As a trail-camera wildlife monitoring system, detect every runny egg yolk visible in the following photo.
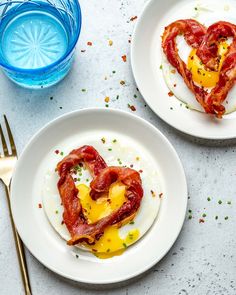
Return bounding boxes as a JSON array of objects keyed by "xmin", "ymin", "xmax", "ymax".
[
  {"xmin": 77, "ymin": 183, "xmax": 140, "ymax": 259},
  {"xmin": 88, "ymin": 226, "xmax": 140, "ymax": 259},
  {"xmin": 187, "ymin": 42, "xmax": 228, "ymax": 88},
  {"xmin": 77, "ymin": 182, "xmax": 126, "ymax": 223}
]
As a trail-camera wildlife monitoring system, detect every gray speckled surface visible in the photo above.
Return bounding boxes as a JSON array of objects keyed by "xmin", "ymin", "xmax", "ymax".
[{"xmin": 0, "ymin": 0, "xmax": 236, "ymax": 294}]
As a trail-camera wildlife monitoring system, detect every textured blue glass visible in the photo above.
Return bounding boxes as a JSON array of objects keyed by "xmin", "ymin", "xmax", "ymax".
[{"xmin": 0, "ymin": 0, "xmax": 81, "ymax": 88}]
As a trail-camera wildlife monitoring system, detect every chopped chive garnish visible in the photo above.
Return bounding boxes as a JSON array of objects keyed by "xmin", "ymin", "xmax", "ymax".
[{"xmin": 117, "ymin": 158, "xmax": 122, "ymax": 164}]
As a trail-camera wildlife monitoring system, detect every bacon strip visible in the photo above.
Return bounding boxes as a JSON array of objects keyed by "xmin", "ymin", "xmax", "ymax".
[
  {"xmin": 162, "ymin": 19, "xmax": 236, "ymax": 118},
  {"xmin": 162, "ymin": 20, "xmax": 210, "ymax": 113},
  {"xmin": 197, "ymin": 22, "xmax": 236, "ymax": 117},
  {"xmin": 57, "ymin": 145, "xmax": 143, "ymax": 246}
]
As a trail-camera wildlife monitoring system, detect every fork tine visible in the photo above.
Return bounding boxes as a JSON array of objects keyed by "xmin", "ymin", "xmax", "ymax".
[
  {"xmin": 0, "ymin": 123, "xmax": 9, "ymax": 156},
  {"xmin": 4, "ymin": 115, "xmax": 17, "ymax": 156}
]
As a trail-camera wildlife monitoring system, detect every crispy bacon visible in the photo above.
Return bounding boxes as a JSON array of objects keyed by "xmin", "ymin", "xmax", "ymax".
[
  {"xmin": 57, "ymin": 145, "xmax": 143, "ymax": 246},
  {"xmin": 197, "ymin": 22, "xmax": 236, "ymax": 116},
  {"xmin": 197, "ymin": 22, "xmax": 236, "ymax": 70},
  {"xmin": 162, "ymin": 19, "xmax": 236, "ymax": 118},
  {"xmin": 162, "ymin": 20, "xmax": 210, "ymax": 113}
]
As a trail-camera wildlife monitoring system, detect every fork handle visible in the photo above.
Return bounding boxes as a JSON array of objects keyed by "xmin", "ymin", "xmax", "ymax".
[{"xmin": 5, "ymin": 185, "xmax": 32, "ymax": 295}]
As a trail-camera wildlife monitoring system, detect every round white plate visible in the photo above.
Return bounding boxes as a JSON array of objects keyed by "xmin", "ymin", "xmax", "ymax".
[
  {"xmin": 11, "ymin": 108, "xmax": 187, "ymax": 284},
  {"xmin": 131, "ymin": 0, "xmax": 236, "ymax": 139}
]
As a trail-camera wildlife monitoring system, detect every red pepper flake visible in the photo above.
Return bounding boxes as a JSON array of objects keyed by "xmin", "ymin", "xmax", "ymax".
[
  {"xmin": 87, "ymin": 41, "xmax": 92, "ymax": 46},
  {"xmin": 139, "ymin": 169, "xmax": 143, "ymax": 173},
  {"xmin": 55, "ymin": 149, "xmax": 59, "ymax": 154},
  {"xmin": 168, "ymin": 91, "xmax": 174, "ymax": 97},
  {"xmin": 38, "ymin": 203, "xmax": 42, "ymax": 208},
  {"xmin": 199, "ymin": 218, "xmax": 205, "ymax": 223},
  {"xmin": 122, "ymin": 55, "xmax": 127, "ymax": 62},
  {"xmin": 128, "ymin": 104, "xmax": 136, "ymax": 111},
  {"xmin": 159, "ymin": 193, "xmax": 163, "ymax": 198},
  {"xmin": 130, "ymin": 16, "xmax": 138, "ymax": 21},
  {"xmin": 173, "ymin": 84, "xmax": 177, "ymax": 87},
  {"xmin": 92, "ymin": 249, "xmax": 98, "ymax": 252},
  {"xmin": 61, "ymin": 220, "xmax": 64, "ymax": 225}
]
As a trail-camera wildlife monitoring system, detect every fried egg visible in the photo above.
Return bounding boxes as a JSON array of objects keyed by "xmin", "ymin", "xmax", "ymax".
[
  {"xmin": 161, "ymin": 0, "xmax": 236, "ymax": 114},
  {"xmin": 42, "ymin": 132, "xmax": 162, "ymax": 259}
]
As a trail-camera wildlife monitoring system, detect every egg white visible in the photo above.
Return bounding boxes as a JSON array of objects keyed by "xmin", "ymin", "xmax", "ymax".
[
  {"xmin": 161, "ymin": 0, "xmax": 236, "ymax": 114},
  {"xmin": 42, "ymin": 131, "xmax": 162, "ymax": 254}
]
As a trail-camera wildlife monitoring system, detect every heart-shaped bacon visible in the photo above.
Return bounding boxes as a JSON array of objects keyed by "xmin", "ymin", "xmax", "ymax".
[
  {"xmin": 57, "ymin": 145, "xmax": 143, "ymax": 246},
  {"xmin": 162, "ymin": 19, "xmax": 236, "ymax": 118}
]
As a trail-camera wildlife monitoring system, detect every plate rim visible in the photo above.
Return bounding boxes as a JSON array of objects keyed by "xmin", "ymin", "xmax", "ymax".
[
  {"xmin": 131, "ymin": 0, "xmax": 236, "ymax": 140},
  {"xmin": 11, "ymin": 107, "xmax": 188, "ymax": 284}
]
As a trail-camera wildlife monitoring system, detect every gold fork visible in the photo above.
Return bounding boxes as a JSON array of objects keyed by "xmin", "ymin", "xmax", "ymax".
[{"xmin": 0, "ymin": 115, "xmax": 32, "ymax": 295}]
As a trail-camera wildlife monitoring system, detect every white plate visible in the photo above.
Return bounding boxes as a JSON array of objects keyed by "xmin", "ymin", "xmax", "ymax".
[
  {"xmin": 11, "ymin": 108, "xmax": 187, "ymax": 284},
  {"xmin": 131, "ymin": 0, "xmax": 236, "ymax": 139}
]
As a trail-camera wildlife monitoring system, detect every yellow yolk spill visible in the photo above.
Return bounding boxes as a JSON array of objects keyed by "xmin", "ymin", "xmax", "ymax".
[
  {"xmin": 187, "ymin": 42, "xmax": 228, "ymax": 88},
  {"xmin": 77, "ymin": 183, "xmax": 140, "ymax": 259},
  {"xmin": 89, "ymin": 227, "xmax": 140, "ymax": 259}
]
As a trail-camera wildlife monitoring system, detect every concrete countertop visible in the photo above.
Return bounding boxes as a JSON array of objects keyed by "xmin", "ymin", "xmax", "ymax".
[{"xmin": 0, "ymin": 0, "xmax": 235, "ymax": 294}]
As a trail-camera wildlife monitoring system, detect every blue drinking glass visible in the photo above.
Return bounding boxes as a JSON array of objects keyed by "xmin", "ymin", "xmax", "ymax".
[{"xmin": 0, "ymin": 0, "xmax": 81, "ymax": 88}]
